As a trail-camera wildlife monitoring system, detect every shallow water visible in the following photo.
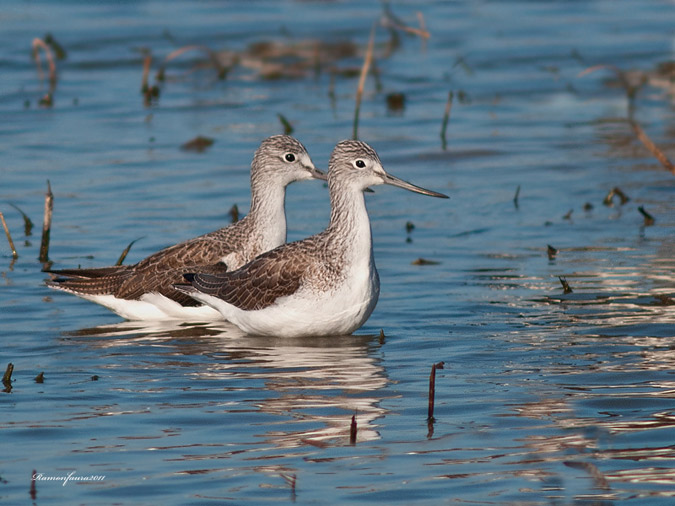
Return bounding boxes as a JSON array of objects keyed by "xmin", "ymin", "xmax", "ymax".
[{"xmin": 1, "ymin": 0, "xmax": 675, "ymax": 504}]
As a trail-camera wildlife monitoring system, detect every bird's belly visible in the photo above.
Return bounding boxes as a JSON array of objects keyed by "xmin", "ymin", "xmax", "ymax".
[{"xmin": 229, "ymin": 268, "xmax": 380, "ymax": 337}]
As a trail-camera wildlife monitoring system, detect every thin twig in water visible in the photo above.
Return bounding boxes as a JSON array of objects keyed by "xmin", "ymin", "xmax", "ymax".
[
  {"xmin": 349, "ymin": 414, "xmax": 357, "ymax": 445},
  {"xmin": 229, "ymin": 204, "xmax": 239, "ymax": 223},
  {"xmin": 440, "ymin": 91, "xmax": 454, "ymax": 151},
  {"xmin": 353, "ymin": 24, "xmax": 376, "ymax": 140},
  {"xmin": 277, "ymin": 113, "xmax": 294, "ymax": 135},
  {"xmin": 116, "ymin": 237, "xmax": 143, "ymax": 266},
  {"xmin": 2, "ymin": 363, "xmax": 13, "ymax": 392},
  {"xmin": 39, "ymin": 181, "xmax": 53, "ymax": 264},
  {"xmin": 513, "ymin": 185, "xmax": 520, "ymax": 209},
  {"xmin": 559, "ymin": 276, "xmax": 573, "ymax": 294},
  {"xmin": 0, "ymin": 212, "xmax": 18, "ymax": 259},
  {"xmin": 427, "ymin": 361, "xmax": 445, "ymax": 422},
  {"xmin": 580, "ymin": 65, "xmax": 674, "ymax": 175},
  {"xmin": 9, "ymin": 204, "xmax": 33, "ymax": 236},
  {"xmin": 638, "ymin": 206, "xmax": 655, "ymax": 226},
  {"xmin": 162, "ymin": 45, "xmax": 228, "ymax": 80},
  {"xmin": 32, "ymin": 38, "xmax": 57, "ymax": 86},
  {"xmin": 629, "ymin": 120, "xmax": 675, "ymax": 175}
]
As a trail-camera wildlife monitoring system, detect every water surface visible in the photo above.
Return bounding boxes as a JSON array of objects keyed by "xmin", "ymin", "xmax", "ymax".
[{"xmin": 1, "ymin": 0, "xmax": 674, "ymax": 504}]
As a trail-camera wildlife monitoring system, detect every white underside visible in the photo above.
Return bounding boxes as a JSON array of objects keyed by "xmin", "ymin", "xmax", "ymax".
[
  {"xmin": 187, "ymin": 265, "xmax": 380, "ymax": 337},
  {"xmin": 64, "ymin": 291, "xmax": 223, "ymax": 321}
]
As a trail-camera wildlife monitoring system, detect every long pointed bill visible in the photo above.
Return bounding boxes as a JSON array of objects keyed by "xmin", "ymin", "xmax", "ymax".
[
  {"xmin": 308, "ymin": 165, "xmax": 327, "ymax": 181},
  {"xmin": 383, "ymin": 172, "xmax": 449, "ymax": 198}
]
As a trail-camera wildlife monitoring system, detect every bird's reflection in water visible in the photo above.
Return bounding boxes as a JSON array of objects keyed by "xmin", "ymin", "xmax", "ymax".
[{"xmin": 64, "ymin": 320, "xmax": 388, "ymax": 448}]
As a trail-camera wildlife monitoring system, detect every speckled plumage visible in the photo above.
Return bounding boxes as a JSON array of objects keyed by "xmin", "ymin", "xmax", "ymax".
[
  {"xmin": 46, "ymin": 135, "xmax": 324, "ymax": 320},
  {"xmin": 177, "ymin": 139, "xmax": 448, "ymax": 337}
]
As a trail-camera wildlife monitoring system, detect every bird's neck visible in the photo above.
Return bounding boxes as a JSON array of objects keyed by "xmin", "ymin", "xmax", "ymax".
[
  {"xmin": 246, "ymin": 178, "xmax": 287, "ymax": 247},
  {"xmin": 325, "ymin": 181, "xmax": 373, "ymax": 261}
]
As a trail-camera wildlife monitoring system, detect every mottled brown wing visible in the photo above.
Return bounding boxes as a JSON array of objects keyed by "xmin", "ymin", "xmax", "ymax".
[
  {"xmin": 189, "ymin": 243, "xmax": 315, "ymax": 311},
  {"xmin": 116, "ymin": 237, "xmax": 234, "ymax": 304}
]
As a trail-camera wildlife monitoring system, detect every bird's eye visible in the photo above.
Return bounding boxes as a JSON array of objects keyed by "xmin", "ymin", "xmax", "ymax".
[
  {"xmin": 285, "ymin": 153, "xmax": 296, "ymax": 162},
  {"xmin": 354, "ymin": 159, "xmax": 366, "ymax": 169}
]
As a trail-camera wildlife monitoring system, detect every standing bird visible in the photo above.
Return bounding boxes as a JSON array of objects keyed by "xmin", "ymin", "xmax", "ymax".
[
  {"xmin": 46, "ymin": 135, "xmax": 325, "ymax": 321},
  {"xmin": 175, "ymin": 140, "xmax": 448, "ymax": 337}
]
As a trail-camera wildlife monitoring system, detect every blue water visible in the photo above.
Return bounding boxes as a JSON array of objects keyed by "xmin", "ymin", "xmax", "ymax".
[{"xmin": 1, "ymin": 0, "xmax": 674, "ymax": 503}]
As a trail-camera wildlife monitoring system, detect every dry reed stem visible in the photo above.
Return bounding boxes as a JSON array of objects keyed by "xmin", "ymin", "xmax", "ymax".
[
  {"xmin": 0, "ymin": 212, "xmax": 18, "ymax": 259},
  {"xmin": 9, "ymin": 203, "xmax": 33, "ymax": 236},
  {"xmin": 349, "ymin": 414, "xmax": 357, "ymax": 445},
  {"xmin": 352, "ymin": 24, "xmax": 376, "ymax": 140},
  {"xmin": 141, "ymin": 53, "xmax": 152, "ymax": 92},
  {"xmin": 427, "ymin": 361, "xmax": 445, "ymax": 421},
  {"xmin": 116, "ymin": 238, "xmax": 142, "ymax": 266},
  {"xmin": 32, "ymin": 38, "xmax": 57, "ymax": 85},
  {"xmin": 2, "ymin": 363, "xmax": 13, "ymax": 388},
  {"xmin": 39, "ymin": 181, "xmax": 53, "ymax": 263},
  {"xmin": 440, "ymin": 91, "xmax": 454, "ymax": 151},
  {"xmin": 580, "ymin": 64, "xmax": 674, "ymax": 175},
  {"xmin": 629, "ymin": 120, "xmax": 675, "ymax": 175},
  {"xmin": 163, "ymin": 45, "xmax": 226, "ymax": 78},
  {"xmin": 382, "ymin": 8, "xmax": 430, "ymax": 39},
  {"xmin": 513, "ymin": 185, "xmax": 520, "ymax": 209}
]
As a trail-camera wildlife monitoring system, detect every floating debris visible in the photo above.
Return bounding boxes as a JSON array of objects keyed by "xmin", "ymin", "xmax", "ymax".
[
  {"xmin": 386, "ymin": 92, "xmax": 405, "ymax": 113},
  {"xmin": 39, "ymin": 181, "xmax": 53, "ymax": 264},
  {"xmin": 603, "ymin": 187, "xmax": 629, "ymax": 206},
  {"xmin": 277, "ymin": 113, "xmax": 294, "ymax": 135},
  {"xmin": 34, "ymin": 372, "xmax": 45, "ymax": 383},
  {"xmin": 9, "ymin": 204, "xmax": 33, "ymax": 236},
  {"xmin": 405, "ymin": 221, "xmax": 415, "ymax": 233},
  {"xmin": 547, "ymin": 244, "xmax": 558, "ymax": 260},
  {"xmin": 91, "ymin": 375, "xmax": 99, "ymax": 381},
  {"xmin": 562, "ymin": 209, "xmax": 573, "ymax": 220},
  {"xmin": 427, "ymin": 361, "xmax": 444, "ymax": 422},
  {"xmin": 440, "ymin": 91, "xmax": 454, "ymax": 151},
  {"xmin": 559, "ymin": 276, "xmax": 573, "ymax": 294},
  {"xmin": 513, "ymin": 185, "xmax": 520, "ymax": 209},
  {"xmin": 412, "ymin": 258, "xmax": 440, "ymax": 265},
  {"xmin": 229, "ymin": 204, "xmax": 239, "ymax": 224},
  {"xmin": 638, "ymin": 206, "xmax": 655, "ymax": 226},
  {"xmin": 349, "ymin": 414, "xmax": 357, "ymax": 445},
  {"xmin": 378, "ymin": 328, "xmax": 386, "ymax": 344},
  {"xmin": 181, "ymin": 136, "xmax": 214, "ymax": 152},
  {"xmin": 352, "ymin": 24, "xmax": 376, "ymax": 140},
  {"xmin": 2, "ymin": 363, "xmax": 13, "ymax": 393},
  {"xmin": 583, "ymin": 202, "xmax": 594, "ymax": 212},
  {"xmin": 116, "ymin": 237, "xmax": 143, "ymax": 266},
  {"xmin": 38, "ymin": 93, "xmax": 53, "ymax": 108},
  {"xmin": 0, "ymin": 212, "xmax": 18, "ymax": 259}
]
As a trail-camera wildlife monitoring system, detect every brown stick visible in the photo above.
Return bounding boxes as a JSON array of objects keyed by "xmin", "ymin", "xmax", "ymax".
[
  {"xmin": 427, "ymin": 361, "xmax": 445, "ymax": 421},
  {"xmin": 39, "ymin": 181, "xmax": 53, "ymax": 263},
  {"xmin": 353, "ymin": 24, "xmax": 376, "ymax": 140},
  {"xmin": 629, "ymin": 120, "xmax": 675, "ymax": 175},
  {"xmin": 349, "ymin": 414, "xmax": 357, "ymax": 445},
  {"xmin": 0, "ymin": 212, "xmax": 18, "ymax": 259}
]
